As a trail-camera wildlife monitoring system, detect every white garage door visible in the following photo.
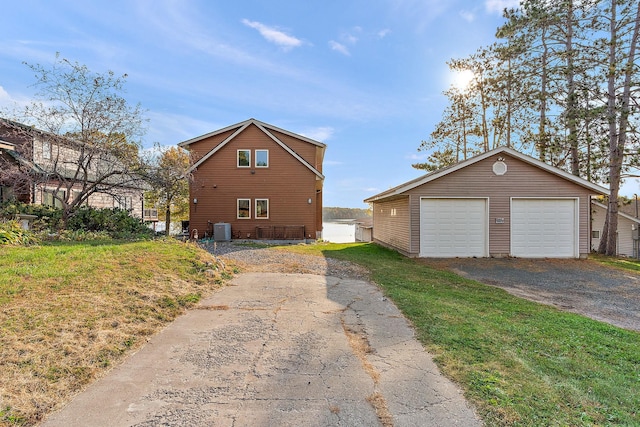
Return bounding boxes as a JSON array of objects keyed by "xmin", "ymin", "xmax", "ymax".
[
  {"xmin": 420, "ymin": 198, "xmax": 487, "ymax": 257},
  {"xmin": 511, "ymin": 198, "xmax": 577, "ymax": 258}
]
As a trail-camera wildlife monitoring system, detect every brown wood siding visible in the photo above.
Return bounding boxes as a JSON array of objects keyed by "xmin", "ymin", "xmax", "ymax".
[
  {"xmin": 371, "ymin": 197, "xmax": 411, "ymax": 253},
  {"xmin": 268, "ymin": 129, "xmax": 319, "ymax": 169},
  {"xmin": 188, "ymin": 129, "xmax": 237, "ymax": 162},
  {"xmin": 399, "ymin": 153, "xmax": 594, "ymax": 256},
  {"xmin": 188, "ymin": 124, "xmax": 321, "ymax": 239}
]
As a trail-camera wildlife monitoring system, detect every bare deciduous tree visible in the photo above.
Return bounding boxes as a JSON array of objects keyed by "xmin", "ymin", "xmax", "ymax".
[{"xmin": 0, "ymin": 53, "xmax": 147, "ymax": 225}]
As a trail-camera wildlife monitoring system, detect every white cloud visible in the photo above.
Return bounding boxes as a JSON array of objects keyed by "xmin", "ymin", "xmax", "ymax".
[
  {"xmin": 485, "ymin": 0, "xmax": 520, "ymax": 14},
  {"xmin": 329, "ymin": 40, "xmax": 350, "ymax": 56},
  {"xmin": 460, "ymin": 10, "xmax": 475, "ymax": 22},
  {"xmin": 0, "ymin": 86, "xmax": 10, "ymax": 101},
  {"xmin": 406, "ymin": 152, "xmax": 428, "ymax": 161},
  {"xmin": 377, "ymin": 29, "xmax": 391, "ymax": 38},
  {"xmin": 0, "ymin": 85, "xmax": 32, "ymax": 110},
  {"xmin": 344, "ymin": 33, "xmax": 359, "ymax": 44},
  {"xmin": 301, "ymin": 126, "xmax": 334, "ymax": 142},
  {"xmin": 324, "ymin": 160, "xmax": 343, "ymax": 166},
  {"xmin": 241, "ymin": 19, "xmax": 303, "ymax": 50},
  {"xmin": 144, "ymin": 111, "xmax": 222, "ymax": 148}
]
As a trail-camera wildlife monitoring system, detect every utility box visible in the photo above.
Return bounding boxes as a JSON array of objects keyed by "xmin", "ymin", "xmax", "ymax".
[{"xmin": 214, "ymin": 223, "xmax": 231, "ymax": 241}]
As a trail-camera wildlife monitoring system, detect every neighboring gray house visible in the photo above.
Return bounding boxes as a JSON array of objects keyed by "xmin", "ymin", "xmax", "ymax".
[
  {"xmin": 364, "ymin": 147, "xmax": 609, "ymax": 259},
  {"xmin": 591, "ymin": 201, "xmax": 640, "ymax": 257}
]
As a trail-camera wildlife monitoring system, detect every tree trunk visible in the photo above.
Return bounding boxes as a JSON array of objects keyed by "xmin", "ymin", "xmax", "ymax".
[
  {"xmin": 565, "ymin": 0, "xmax": 580, "ymax": 176},
  {"xmin": 601, "ymin": 0, "xmax": 640, "ymax": 256},
  {"xmin": 539, "ymin": 26, "xmax": 549, "ymax": 162},
  {"xmin": 164, "ymin": 203, "xmax": 171, "ymax": 237}
]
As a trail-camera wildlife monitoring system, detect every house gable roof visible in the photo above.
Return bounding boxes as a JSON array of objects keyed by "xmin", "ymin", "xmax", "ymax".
[
  {"xmin": 593, "ymin": 201, "xmax": 640, "ymax": 224},
  {"xmin": 179, "ymin": 118, "xmax": 326, "ymax": 180},
  {"xmin": 364, "ymin": 146, "xmax": 609, "ymax": 203}
]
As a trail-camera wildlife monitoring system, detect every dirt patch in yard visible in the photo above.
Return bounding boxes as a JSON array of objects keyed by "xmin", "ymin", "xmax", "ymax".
[{"xmin": 423, "ymin": 257, "xmax": 640, "ymax": 332}]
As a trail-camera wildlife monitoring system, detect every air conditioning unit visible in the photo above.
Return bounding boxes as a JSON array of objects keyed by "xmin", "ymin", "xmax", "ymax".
[{"xmin": 214, "ymin": 223, "xmax": 231, "ymax": 241}]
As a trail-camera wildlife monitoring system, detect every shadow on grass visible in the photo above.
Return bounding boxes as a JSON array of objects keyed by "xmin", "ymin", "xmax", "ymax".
[{"xmin": 296, "ymin": 242, "xmax": 640, "ymax": 426}]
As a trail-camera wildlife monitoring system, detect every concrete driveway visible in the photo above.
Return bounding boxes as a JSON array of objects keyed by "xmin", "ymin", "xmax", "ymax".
[
  {"xmin": 42, "ymin": 273, "xmax": 480, "ymax": 427},
  {"xmin": 426, "ymin": 257, "xmax": 640, "ymax": 332}
]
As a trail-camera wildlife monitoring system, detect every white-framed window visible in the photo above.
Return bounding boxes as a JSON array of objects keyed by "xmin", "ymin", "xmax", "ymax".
[
  {"xmin": 237, "ymin": 198, "xmax": 251, "ymax": 219},
  {"xmin": 42, "ymin": 139, "xmax": 51, "ymax": 160},
  {"xmin": 255, "ymin": 149, "xmax": 269, "ymax": 167},
  {"xmin": 237, "ymin": 149, "xmax": 251, "ymax": 167},
  {"xmin": 592, "ymin": 230, "xmax": 600, "ymax": 239},
  {"xmin": 255, "ymin": 199, "xmax": 269, "ymax": 219}
]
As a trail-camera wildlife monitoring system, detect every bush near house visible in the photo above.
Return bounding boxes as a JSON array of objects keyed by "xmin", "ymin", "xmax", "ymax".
[
  {"xmin": 0, "ymin": 202, "xmax": 153, "ymax": 242},
  {"xmin": 0, "ymin": 221, "xmax": 38, "ymax": 245}
]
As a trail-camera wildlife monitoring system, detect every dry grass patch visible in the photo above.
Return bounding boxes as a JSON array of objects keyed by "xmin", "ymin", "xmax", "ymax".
[{"xmin": 0, "ymin": 239, "xmax": 232, "ymax": 426}]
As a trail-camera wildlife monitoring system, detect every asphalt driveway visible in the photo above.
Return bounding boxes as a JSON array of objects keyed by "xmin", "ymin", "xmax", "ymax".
[
  {"xmin": 42, "ymin": 273, "xmax": 480, "ymax": 427},
  {"xmin": 426, "ymin": 258, "xmax": 640, "ymax": 332}
]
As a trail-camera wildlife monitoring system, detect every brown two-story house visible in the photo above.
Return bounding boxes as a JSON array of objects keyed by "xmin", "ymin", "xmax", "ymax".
[{"xmin": 179, "ymin": 118, "xmax": 326, "ymax": 240}]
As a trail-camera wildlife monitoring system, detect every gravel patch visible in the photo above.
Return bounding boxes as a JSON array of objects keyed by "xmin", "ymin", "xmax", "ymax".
[
  {"xmin": 200, "ymin": 241, "xmax": 370, "ymax": 280},
  {"xmin": 426, "ymin": 257, "xmax": 640, "ymax": 332}
]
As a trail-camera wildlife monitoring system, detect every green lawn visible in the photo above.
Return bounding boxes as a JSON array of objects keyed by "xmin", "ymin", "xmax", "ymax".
[
  {"xmin": 278, "ymin": 242, "xmax": 640, "ymax": 426},
  {"xmin": 591, "ymin": 253, "xmax": 640, "ymax": 273},
  {"xmin": 0, "ymin": 240, "xmax": 230, "ymax": 426}
]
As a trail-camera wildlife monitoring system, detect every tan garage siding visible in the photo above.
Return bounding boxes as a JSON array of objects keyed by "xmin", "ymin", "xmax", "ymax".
[
  {"xmin": 372, "ymin": 197, "xmax": 411, "ymax": 254},
  {"xmin": 592, "ymin": 203, "xmax": 639, "ymax": 257},
  {"xmin": 404, "ymin": 153, "xmax": 594, "ymax": 256}
]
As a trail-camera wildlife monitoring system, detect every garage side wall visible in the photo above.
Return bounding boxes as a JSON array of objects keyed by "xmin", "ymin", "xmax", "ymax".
[
  {"xmin": 371, "ymin": 197, "xmax": 411, "ymax": 254},
  {"xmin": 592, "ymin": 205, "xmax": 637, "ymax": 257},
  {"xmin": 405, "ymin": 153, "xmax": 593, "ymax": 257}
]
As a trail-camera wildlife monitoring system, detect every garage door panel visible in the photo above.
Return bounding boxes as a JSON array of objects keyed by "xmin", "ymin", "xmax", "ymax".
[
  {"xmin": 420, "ymin": 199, "xmax": 487, "ymax": 257},
  {"xmin": 511, "ymin": 199, "xmax": 576, "ymax": 258}
]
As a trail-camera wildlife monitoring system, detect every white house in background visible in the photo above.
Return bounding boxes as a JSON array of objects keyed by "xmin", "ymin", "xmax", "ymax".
[{"xmin": 591, "ymin": 201, "xmax": 640, "ymax": 257}]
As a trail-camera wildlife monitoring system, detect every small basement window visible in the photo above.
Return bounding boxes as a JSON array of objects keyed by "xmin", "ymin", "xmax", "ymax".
[
  {"xmin": 592, "ymin": 230, "xmax": 600, "ymax": 239},
  {"xmin": 237, "ymin": 150, "xmax": 251, "ymax": 167}
]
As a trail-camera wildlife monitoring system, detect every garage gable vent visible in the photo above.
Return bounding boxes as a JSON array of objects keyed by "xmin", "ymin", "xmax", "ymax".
[{"xmin": 493, "ymin": 159, "xmax": 507, "ymax": 175}]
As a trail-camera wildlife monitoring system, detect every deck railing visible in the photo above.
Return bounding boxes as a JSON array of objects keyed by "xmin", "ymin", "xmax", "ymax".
[
  {"xmin": 255, "ymin": 225, "xmax": 305, "ymax": 240},
  {"xmin": 143, "ymin": 208, "xmax": 158, "ymax": 221}
]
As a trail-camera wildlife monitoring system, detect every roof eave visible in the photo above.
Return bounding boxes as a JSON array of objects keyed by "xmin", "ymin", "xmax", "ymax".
[
  {"xmin": 178, "ymin": 118, "xmax": 327, "ymax": 149},
  {"xmin": 364, "ymin": 146, "xmax": 609, "ymax": 203}
]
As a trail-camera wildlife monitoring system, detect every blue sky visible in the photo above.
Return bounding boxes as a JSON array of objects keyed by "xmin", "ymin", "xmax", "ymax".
[{"xmin": 0, "ymin": 0, "xmax": 546, "ymax": 208}]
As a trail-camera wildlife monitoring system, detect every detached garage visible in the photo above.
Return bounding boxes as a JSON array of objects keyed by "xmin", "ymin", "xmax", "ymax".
[{"xmin": 364, "ymin": 147, "xmax": 609, "ymax": 259}]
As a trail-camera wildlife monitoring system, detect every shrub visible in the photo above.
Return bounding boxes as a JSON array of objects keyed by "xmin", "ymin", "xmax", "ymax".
[
  {"xmin": 0, "ymin": 221, "xmax": 39, "ymax": 245},
  {"xmin": 66, "ymin": 207, "xmax": 153, "ymax": 239},
  {"xmin": 0, "ymin": 202, "xmax": 153, "ymax": 240},
  {"xmin": 0, "ymin": 201, "xmax": 63, "ymax": 231}
]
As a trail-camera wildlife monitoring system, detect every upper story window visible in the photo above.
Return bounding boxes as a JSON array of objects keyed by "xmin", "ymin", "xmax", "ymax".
[
  {"xmin": 237, "ymin": 149, "xmax": 250, "ymax": 167},
  {"xmin": 255, "ymin": 150, "xmax": 269, "ymax": 167},
  {"xmin": 42, "ymin": 139, "xmax": 51, "ymax": 160}
]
